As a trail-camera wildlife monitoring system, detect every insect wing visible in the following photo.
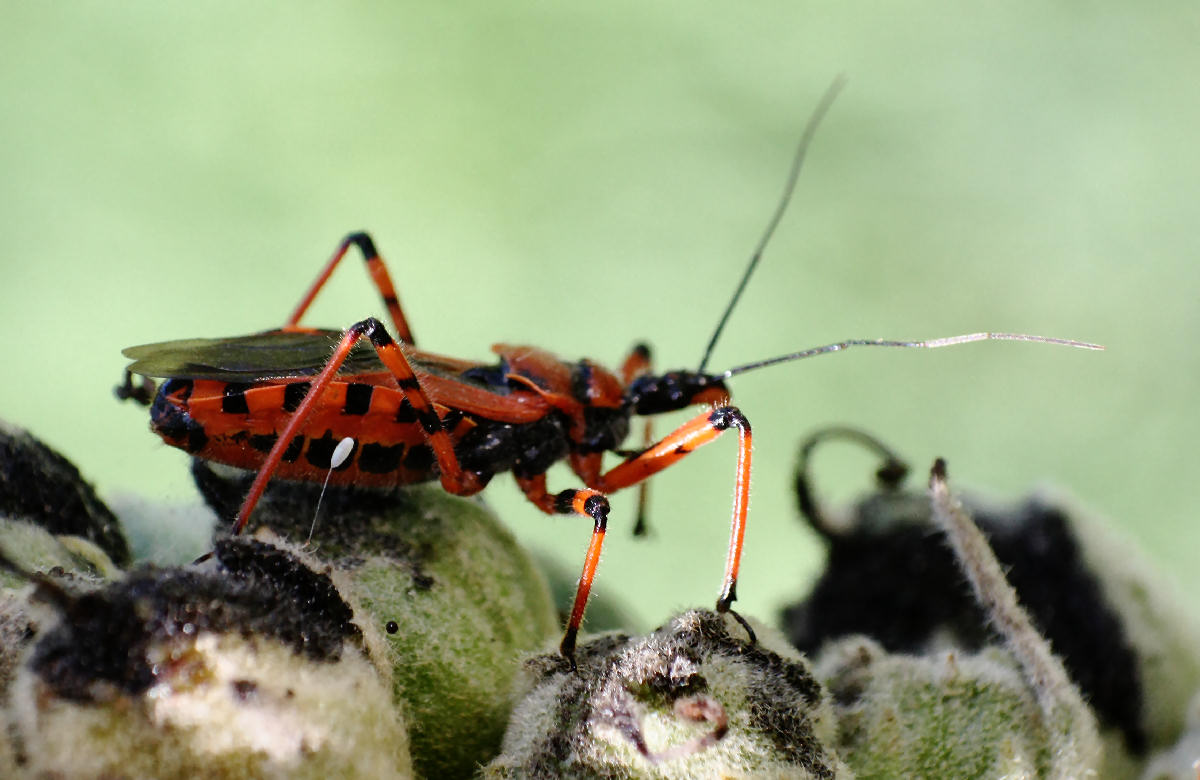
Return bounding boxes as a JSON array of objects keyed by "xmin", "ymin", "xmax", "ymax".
[
  {"xmin": 123, "ymin": 329, "xmax": 500, "ymax": 387},
  {"xmin": 122, "ymin": 329, "xmax": 386, "ymax": 381}
]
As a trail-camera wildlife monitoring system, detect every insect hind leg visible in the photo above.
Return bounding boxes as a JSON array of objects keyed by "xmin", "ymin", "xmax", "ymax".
[
  {"xmin": 231, "ymin": 316, "xmax": 483, "ymax": 536},
  {"xmin": 286, "ymin": 232, "xmax": 417, "ymax": 344}
]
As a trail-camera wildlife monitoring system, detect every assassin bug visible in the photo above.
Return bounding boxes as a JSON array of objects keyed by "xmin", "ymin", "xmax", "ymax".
[{"xmin": 119, "ymin": 78, "xmax": 1100, "ymax": 660}]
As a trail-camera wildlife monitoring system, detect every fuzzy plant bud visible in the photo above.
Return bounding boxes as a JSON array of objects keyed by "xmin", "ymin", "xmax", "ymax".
[
  {"xmin": 3, "ymin": 536, "xmax": 411, "ymax": 779},
  {"xmin": 484, "ymin": 609, "xmax": 853, "ymax": 779},
  {"xmin": 192, "ymin": 462, "xmax": 560, "ymax": 779}
]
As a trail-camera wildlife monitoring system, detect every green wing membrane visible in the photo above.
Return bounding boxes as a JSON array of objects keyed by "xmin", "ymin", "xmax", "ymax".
[{"xmin": 122, "ymin": 329, "xmax": 388, "ymax": 381}]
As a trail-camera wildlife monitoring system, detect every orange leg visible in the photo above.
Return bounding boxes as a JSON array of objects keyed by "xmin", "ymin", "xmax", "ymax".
[
  {"xmin": 629, "ymin": 419, "xmax": 654, "ymax": 537},
  {"xmin": 618, "ymin": 343, "xmax": 654, "ymax": 537},
  {"xmin": 598, "ymin": 406, "xmax": 753, "ymax": 617},
  {"xmin": 231, "ymin": 317, "xmax": 480, "ymax": 534},
  {"xmin": 285, "ymin": 232, "xmax": 416, "ymax": 345},
  {"xmin": 515, "ymin": 473, "xmax": 610, "ymax": 661},
  {"xmin": 531, "ymin": 405, "xmax": 756, "ymax": 662}
]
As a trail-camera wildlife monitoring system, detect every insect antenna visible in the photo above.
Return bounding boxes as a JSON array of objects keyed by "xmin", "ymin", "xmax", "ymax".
[
  {"xmin": 697, "ymin": 74, "xmax": 847, "ymax": 374},
  {"xmin": 719, "ymin": 332, "xmax": 1104, "ymax": 381}
]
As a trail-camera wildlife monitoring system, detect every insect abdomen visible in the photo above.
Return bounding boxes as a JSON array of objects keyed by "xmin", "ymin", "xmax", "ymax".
[{"xmin": 148, "ymin": 378, "xmax": 474, "ymax": 487}]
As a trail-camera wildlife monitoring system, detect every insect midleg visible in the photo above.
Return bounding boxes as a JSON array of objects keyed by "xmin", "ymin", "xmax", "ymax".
[
  {"xmin": 230, "ymin": 316, "xmax": 481, "ymax": 534},
  {"xmin": 619, "ymin": 343, "xmax": 655, "ymax": 537},
  {"xmin": 514, "ymin": 473, "xmax": 611, "ymax": 660},
  {"xmin": 285, "ymin": 232, "xmax": 416, "ymax": 344},
  {"xmin": 596, "ymin": 406, "xmax": 753, "ymax": 618}
]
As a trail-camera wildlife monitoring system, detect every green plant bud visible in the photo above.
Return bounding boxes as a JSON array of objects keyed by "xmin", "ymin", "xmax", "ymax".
[
  {"xmin": 3, "ymin": 536, "xmax": 411, "ymax": 779},
  {"xmin": 192, "ymin": 462, "xmax": 560, "ymax": 779},
  {"xmin": 0, "ymin": 517, "xmax": 123, "ymax": 777},
  {"xmin": 484, "ymin": 609, "xmax": 852, "ymax": 779},
  {"xmin": 0, "ymin": 516, "xmax": 119, "ymax": 591},
  {"xmin": 787, "ymin": 429, "xmax": 1200, "ymax": 772},
  {"xmin": 0, "ymin": 420, "xmax": 130, "ymax": 566},
  {"xmin": 0, "ymin": 517, "xmax": 119, "ymax": 694},
  {"xmin": 804, "ymin": 463, "xmax": 1103, "ymax": 779},
  {"xmin": 325, "ymin": 487, "xmax": 559, "ymax": 780},
  {"xmin": 817, "ymin": 636, "xmax": 1082, "ymax": 779},
  {"xmin": 1141, "ymin": 690, "xmax": 1200, "ymax": 780}
]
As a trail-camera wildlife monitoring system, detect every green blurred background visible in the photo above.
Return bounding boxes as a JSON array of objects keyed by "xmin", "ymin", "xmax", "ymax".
[{"xmin": 1, "ymin": 3, "xmax": 1196, "ymax": 630}]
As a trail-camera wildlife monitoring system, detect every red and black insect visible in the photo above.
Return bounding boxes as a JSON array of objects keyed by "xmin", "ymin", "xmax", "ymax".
[{"xmin": 119, "ymin": 79, "xmax": 1099, "ymax": 660}]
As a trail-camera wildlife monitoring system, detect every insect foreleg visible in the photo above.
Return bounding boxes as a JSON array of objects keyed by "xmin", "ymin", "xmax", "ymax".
[{"xmin": 597, "ymin": 406, "xmax": 754, "ymax": 634}]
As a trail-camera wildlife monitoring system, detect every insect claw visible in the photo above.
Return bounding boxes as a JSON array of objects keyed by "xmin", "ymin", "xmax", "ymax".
[
  {"xmin": 559, "ymin": 628, "xmax": 579, "ymax": 670},
  {"xmin": 631, "ymin": 510, "xmax": 648, "ymax": 537},
  {"xmin": 726, "ymin": 608, "xmax": 757, "ymax": 647},
  {"xmin": 716, "ymin": 588, "xmax": 759, "ymax": 646}
]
